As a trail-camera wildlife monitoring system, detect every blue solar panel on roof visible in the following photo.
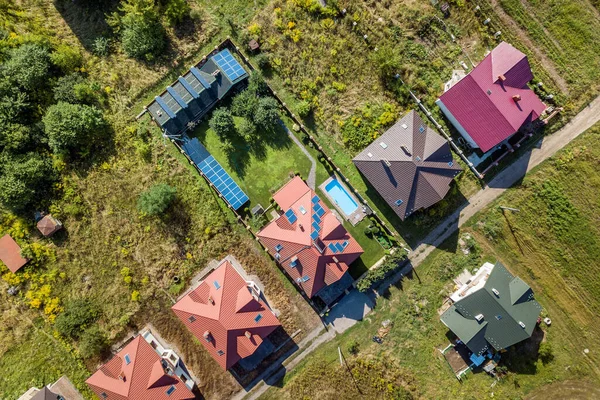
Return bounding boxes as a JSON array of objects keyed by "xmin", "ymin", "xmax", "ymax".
[
  {"xmin": 342, "ymin": 240, "xmax": 349, "ymax": 248},
  {"xmin": 154, "ymin": 96, "xmax": 176, "ymax": 119},
  {"xmin": 190, "ymin": 66, "xmax": 211, "ymax": 89},
  {"xmin": 312, "ymin": 221, "xmax": 320, "ymax": 232},
  {"xmin": 316, "ymin": 207, "xmax": 325, "ymax": 217},
  {"xmin": 212, "ymin": 49, "xmax": 247, "ymax": 82},
  {"xmin": 310, "ymin": 230, "xmax": 319, "ymax": 240},
  {"xmin": 285, "ymin": 209, "xmax": 294, "ymax": 218},
  {"xmin": 328, "ymin": 243, "xmax": 337, "ymax": 253},
  {"xmin": 312, "ymin": 214, "xmax": 321, "ymax": 224},
  {"xmin": 312, "ymin": 195, "xmax": 320, "ymax": 204},
  {"xmin": 314, "ymin": 203, "xmax": 322, "ymax": 212},
  {"xmin": 335, "ymin": 243, "xmax": 344, "ymax": 253},
  {"xmin": 178, "ymin": 77, "xmax": 199, "ymax": 98},
  {"xmin": 166, "ymin": 86, "xmax": 188, "ymax": 109}
]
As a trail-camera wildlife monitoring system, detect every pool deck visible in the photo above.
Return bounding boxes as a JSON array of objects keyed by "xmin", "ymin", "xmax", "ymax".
[{"xmin": 319, "ymin": 175, "xmax": 366, "ymax": 226}]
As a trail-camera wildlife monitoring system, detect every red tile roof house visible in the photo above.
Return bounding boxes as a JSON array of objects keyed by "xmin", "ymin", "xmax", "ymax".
[
  {"xmin": 86, "ymin": 335, "xmax": 196, "ymax": 400},
  {"xmin": 436, "ymin": 42, "xmax": 547, "ymax": 153},
  {"xmin": 257, "ymin": 177, "xmax": 364, "ymax": 306},
  {"xmin": 0, "ymin": 234, "xmax": 29, "ymax": 273},
  {"xmin": 172, "ymin": 258, "xmax": 281, "ymax": 371}
]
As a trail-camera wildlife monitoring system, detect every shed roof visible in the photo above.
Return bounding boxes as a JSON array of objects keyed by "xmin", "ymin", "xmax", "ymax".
[
  {"xmin": 353, "ymin": 111, "xmax": 462, "ymax": 220},
  {"xmin": 37, "ymin": 215, "xmax": 62, "ymax": 237},
  {"xmin": 438, "ymin": 42, "xmax": 546, "ymax": 152},
  {"xmin": 0, "ymin": 234, "xmax": 28, "ymax": 273},
  {"xmin": 441, "ymin": 262, "xmax": 542, "ymax": 355},
  {"xmin": 172, "ymin": 260, "xmax": 281, "ymax": 370},
  {"xmin": 86, "ymin": 336, "xmax": 194, "ymax": 400},
  {"xmin": 257, "ymin": 177, "xmax": 363, "ymax": 299}
]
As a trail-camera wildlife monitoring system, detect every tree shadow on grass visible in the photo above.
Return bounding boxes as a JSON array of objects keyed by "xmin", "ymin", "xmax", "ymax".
[{"xmin": 53, "ymin": 0, "xmax": 118, "ymax": 51}]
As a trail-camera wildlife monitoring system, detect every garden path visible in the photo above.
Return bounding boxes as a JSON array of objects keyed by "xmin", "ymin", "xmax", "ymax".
[{"xmin": 279, "ymin": 120, "xmax": 317, "ymax": 189}]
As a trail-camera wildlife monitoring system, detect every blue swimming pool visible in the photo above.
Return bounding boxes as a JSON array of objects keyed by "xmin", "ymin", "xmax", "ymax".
[{"xmin": 324, "ymin": 179, "xmax": 359, "ymax": 216}]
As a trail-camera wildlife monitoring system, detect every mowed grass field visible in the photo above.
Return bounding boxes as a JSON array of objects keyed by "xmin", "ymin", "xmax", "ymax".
[{"xmin": 260, "ymin": 125, "xmax": 600, "ymax": 399}]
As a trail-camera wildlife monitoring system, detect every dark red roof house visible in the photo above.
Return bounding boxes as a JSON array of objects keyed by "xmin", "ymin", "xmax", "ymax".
[
  {"xmin": 436, "ymin": 42, "xmax": 546, "ymax": 153},
  {"xmin": 172, "ymin": 259, "xmax": 281, "ymax": 371},
  {"xmin": 257, "ymin": 177, "xmax": 363, "ymax": 304},
  {"xmin": 86, "ymin": 336, "xmax": 195, "ymax": 400},
  {"xmin": 0, "ymin": 234, "xmax": 28, "ymax": 273}
]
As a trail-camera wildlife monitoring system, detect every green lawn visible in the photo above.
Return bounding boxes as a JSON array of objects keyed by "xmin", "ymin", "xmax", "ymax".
[
  {"xmin": 0, "ymin": 323, "xmax": 94, "ymax": 399},
  {"xmin": 191, "ymin": 117, "xmax": 312, "ymax": 209}
]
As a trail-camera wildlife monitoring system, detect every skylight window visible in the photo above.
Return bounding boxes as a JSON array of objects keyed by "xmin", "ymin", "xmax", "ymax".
[
  {"xmin": 395, "ymin": 199, "xmax": 403, "ymax": 206},
  {"xmin": 448, "ymin": 161, "xmax": 454, "ymax": 167},
  {"xmin": 419, "ymin": 126, "xmax": 425, "ymax": 133},
  {"xmin": 124, "ymin": 354, "xmax": 131, "ymax": 365},
  {"xmin": 254, "ymin": 313, "xmax": 263, "ymax": 323},
  {"xmin": 301, "ymin": 276, "xmax": 310, "ymax": 282},
  {"xmin": 401, "ymin": 123, "xmax": 408, "ymax": 129},
  {"xmin": 188, "ymin": 316, "xmax": 196, "ymax": 323},
  {"xmin": 495, "ymin": 315, "xmax": 503, "ymax": 320},
  {"xmin": 380, "ymin": 142, "xmax": 388, "ymax": 149},
  {"xmin": 275, "ymin": 244, "xmax": 283, "ymax": 252},
  {"xmin": 217, "ymin": 350, "xmax": 225, "ymax": 356},
  {"xmin": 166, "ymin": 385, "xmax": 176, "ymax": 396},
  {"xmin": 100, "ymin": 393, "xmax": 108, "ymax": 399},
  {"xmin": 299, "ymin": 205, "xmax": 307, "ymax": 215},
  {"xmin": 213, "ymin": 280, "xmax": 221, "ymax": 290},
  {"xmin": 367, "ymin": 152, "xmax": 373, "ymax": 158}
]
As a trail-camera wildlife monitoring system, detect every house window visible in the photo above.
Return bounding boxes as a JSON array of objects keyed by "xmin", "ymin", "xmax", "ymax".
[
  {"xmin": 495, "ymin": 315, "xmax": 502, "ymax": 320},
  {"xmin": 254, "ymin": 313, "xmax": 263, "ymax": 323},
  {"xmin": 301, "ymin": 276, "xmax": 310, "ymax": 282},
  {"xmin": 448, "ymin": 161, "xmax": 454, "ymax": 167},
  {"xmin": 213, "ymin": 280, "xmax": 221, "ymax": 290},
  {"xmin": 275, "ymin": 244, "xmax": 283, "ymax": 252},
  {"xmin": 100, "ymin": 393, "xmax": 108, "ymax": 399},
  {"xmin": 395, "ymin": 199, "xmax": 403, "ymax": 206},
  {"xmin": 166, "ymin": 385, "xmax": 176, "ymax": 396},
  {"xmin": 124, "ymin": 354, "xmax": 131, "ymax": 365},
  {"xmin": 419, "ymin": 126, "xmax": 425, "ymax": 133},
  {"xmin": 217, "ymin": 350, "xmax": 225, "ymax": 356},
  {"xmin": 290, "ymin": 259, "xmax": 297, "ymax": 268},
  {"xmin": 188, "ymin": 315, "xmax": 196, "ymax": 323}
]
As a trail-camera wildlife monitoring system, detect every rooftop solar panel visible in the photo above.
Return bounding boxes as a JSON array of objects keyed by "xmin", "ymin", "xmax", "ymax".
[
  {"xmin": 312, "ymin": 221, "xmax": 320, "ymax": 232},
  {"xmin": 312, "ymin": 195, "xmax": 320, "ymax": 204},
  {"xmin": 316, "ymin": 207, "xmax": 325, "ymax": 217},
  {"xmin": 181, "ymin": 138, "xmax": 248, "ymax": 210},
  {"xmin": 335, "ymin": 243, "xmax": 344, "ymax": 253},
  {"xmin": 190, "ymin": 66, "xmax": 211, "ymax": 89},
  {"xmin": 212, "ymin": 49, "xmax": 247, "ymax": 82},
  {"xmin": 178, "ymin": 76, "xmax": 199, "ymax": 99},
  {"xmin": 154, "ymin": 96, "xmax": 177, "ymax": 119},
  {"xmin": 310, "ymin": 231, "xmax": 319, "ymax": 240},
  {"xmin": 328, "ymin": 243, "xmax": 338, "ymax": 253},
  {"xmin": 312, "ymin": 214, "xmax": 321, "ymax": 224},
  {"xmin": 166, "ymin": 86, "xmax": 188, "ymax": 109}
]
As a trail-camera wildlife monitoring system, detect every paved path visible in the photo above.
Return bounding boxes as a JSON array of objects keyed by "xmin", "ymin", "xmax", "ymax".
[
  {"xmin": 237, "ymin": 97, "xmax": 600, "ymax": 399},
  {"xmin": 280, "ymin": 120, "xmax": 317, "ymax": 189}
]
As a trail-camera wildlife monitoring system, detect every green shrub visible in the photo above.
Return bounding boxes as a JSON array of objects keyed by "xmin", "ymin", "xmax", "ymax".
[
  {"xmin": 52, "ymin": 73, "xmax": 96, "ymax": 104},
  {"xmin": 92, "ymin": 37, "xmax": 111, "ymax": 56},
  {"xmin": 248, "ymin": 71, "xmax": 270, "ymax": 96},
  {"xmin": 43, "ymin": 102, "xmax": 106, "ymax": 156},
  {"xmin": 538, "ymin": 342, "xmax": 554, "ymax": 364},
  {"xmin": 0, "ymin": 154, "xmax": 55, "ymax": 212},
  {"xmin": 50, "ymin": 44, "xmax": 83, "ymax": 73},
  {"xmin": 254, "ymin": 97, "xmax": 280, "ymax": 129},
  {"xmin": 163, "ymin": 0, "xmax": 190, "ymax": 26},
  {"xmin": 347, "ymin": 340, "xmax": 360, "ymax": 355},
  {"xmin": 209, "ymin": 107, "xmax": 235, "ymax": 139},
  {"xmin": 113, "ymin": 0, "xmax": 166, "ymax": 60},
  {"xmin": 3, "ymin": 43, "xmax": 51, "ymax": 91},
  {"xmin": 357, "ymin": 249, "xmax": 409, "ymax": 292},
  {"xmin": 296, "ymin": 100, "xmax": 312, "ymax": 117},
  {"xmin": 231, "ymin": 90, "xmax": 258, "ymax": 119},
  {"xmin": 78, "ymin": 326, "xmax": 107, "ymax": 358},
  {"xmin": 255, "ymin": 53, "xmax": 270, "ymax": 69},
  {"xmin": 54, "ymin": 299, "xmax": 100, "ymax": 339},
  {"xmin": 131, "ymin": 290, "xmax": 140, "ymax": 301},
  {"xmin": 137, "ymin": 183, "xmax": 177, "ymax": 215}
]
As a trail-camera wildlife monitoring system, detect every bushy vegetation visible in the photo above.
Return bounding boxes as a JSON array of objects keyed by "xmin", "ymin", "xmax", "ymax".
[
  {"xmin": 54, "ymin": 298, "xmax": 100, "ymax": 339},
  {"xmin": 356, "ymin": 248, "xmax": 408, "ymax": 292},
  {"xmin": 137, "ymin": 183, "xmax": 177, "ymax": 215}
]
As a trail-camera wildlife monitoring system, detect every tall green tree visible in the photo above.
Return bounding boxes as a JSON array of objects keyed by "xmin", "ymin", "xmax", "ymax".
[
  {"xmin": 254, "ymin": 97, "xmax": 280, "ymax": 129},
  {"xmin": 1, "ymin": 43, "xmax": 51, "ymax": 91},
  {"xmin": 137, "ymin": 183, "xmax": 177, "ymax": 215},
  {"xmin": 0, "ymin": 154, "xmax": 55, "ymax": 212},
  {"xmin": 43, "ymin": 102, "xmax": 106, "ymax": 156},
  {"xmin": 209, "ymin": 107, "xmax": 235, "ymax": 140}
]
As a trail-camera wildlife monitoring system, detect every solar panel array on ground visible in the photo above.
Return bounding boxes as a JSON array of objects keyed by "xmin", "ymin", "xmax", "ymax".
[
  {"xmin": 212, "ymin": 49, "xmax": 247, "ymax": 82},
  {"xmin": 181, "ymin": 138, "xmax": 249, "ymax": 210}
]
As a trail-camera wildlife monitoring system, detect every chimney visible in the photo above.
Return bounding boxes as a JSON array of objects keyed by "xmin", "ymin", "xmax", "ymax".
[
  {"xmin": 212, "ymin": 69, "xmax": 220, "ymax": 77},
  {"xmin": 298, "ymin": 223, "xmax": 304, "ymax": 231},
  {"xmin": 332, "ymin": 256, "xmax": 339, "ymax": 263},
  {"xmin": 245, "ymin": 331, "xmax": 252, "ymax": 339},
  {"xmin": 203, "ymin": 331, "xmax": 212, "ymax": 342},
  {"xmin": 118, "ymin": 372, "xmax": 126, "ymax": 382},
  {"xmin": 512, "ymin": 94, "xmax": 521, "ymax": 102},
  {"xmin": 400, "ymin": 145, "xmax": 411, "ymax": 155},
  {"xmin": 208, "ymin": 295, "xmax": 215, "ymax": 305},
  {"xmin": 498, "ymin": 74, "xmax": 506, "ymax": 82}
]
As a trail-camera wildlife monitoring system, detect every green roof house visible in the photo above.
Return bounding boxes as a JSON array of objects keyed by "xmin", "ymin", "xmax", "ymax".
[{"xmin": 441, "ymin": 262, "xmax": 542, "ymax": 356}]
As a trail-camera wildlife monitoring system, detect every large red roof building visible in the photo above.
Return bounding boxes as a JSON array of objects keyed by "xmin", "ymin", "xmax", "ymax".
[
  {"xmin": 86, "ymin": 336, "xmax": 195, "ymax": 400},
  {"xmin": 257, "ymin": 177, "xmax": 363, "ymax": 303},
  {"xmin": 436, "ymin": 42, "xmax": 546, "ymax": 153},
  {"xmin": 172, "ymin": 259, "xmax": 281, "ymax": 370}
]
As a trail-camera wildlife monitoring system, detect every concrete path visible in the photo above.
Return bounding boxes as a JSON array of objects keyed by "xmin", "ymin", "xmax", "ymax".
[
  {"xmin": 279, "ymin": 120, "xmax": 317, "ymax": 189},
  {"xmin": 324, "ymin": 289, "xmax": 375, "ymax": 333}
]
